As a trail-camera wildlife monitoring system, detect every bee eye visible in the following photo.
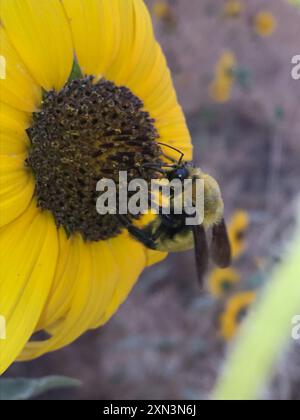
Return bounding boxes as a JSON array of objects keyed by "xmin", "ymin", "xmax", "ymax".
[{"xmin": 176, "ymin": 168, "xmax": 188, "ymax": 179}]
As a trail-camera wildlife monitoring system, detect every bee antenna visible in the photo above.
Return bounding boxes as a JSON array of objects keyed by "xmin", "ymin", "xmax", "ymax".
[{"xmin": 157, "ymin": 142, "xmax": 185, "ymax": 165}]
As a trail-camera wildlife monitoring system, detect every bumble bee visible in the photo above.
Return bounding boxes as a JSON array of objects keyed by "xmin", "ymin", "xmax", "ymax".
[{"xmin": 118, "ymin": 143, "xmax": 231, "ymax": 287}]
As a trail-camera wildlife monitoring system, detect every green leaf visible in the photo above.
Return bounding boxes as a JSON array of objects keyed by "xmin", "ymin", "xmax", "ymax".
[
  {"xmin": 68, "ymin": 58, "xmax": 83, "ymax": 82},
  {"xmin": 0, "ymin": 376, "xmax": 81, "ymax": 400}
]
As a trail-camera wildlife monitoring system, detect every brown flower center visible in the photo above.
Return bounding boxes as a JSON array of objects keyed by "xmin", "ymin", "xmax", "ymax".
[{"xmin": 27, "ymin": 76, "xmax": 162, "ymax": 241}]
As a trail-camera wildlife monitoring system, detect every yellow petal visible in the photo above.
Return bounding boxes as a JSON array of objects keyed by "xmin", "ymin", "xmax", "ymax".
[
  {"xmin": 104, "ymin": 0, "xmax": 177, "ymax": 112},
  {"xmin": 19, "ymin": 236, "xmax": 90, "ymax": 360},
  {"xmin": 103, "ymin": 0, "xmax": 135, "ymax": 82},
  {"xmin": 0, "ymin": 102, "xmax": 31, "ymax": 155},
  {"xmin": 155, "ymin": 115, "xmax": 193, "ymax": 161},
  {"xmin": 0, "ymin": 27, "xmax": 41, "ymax": 112},
  {"xmin": 0, "ymin": 132, "xmax": 29, "ymax": 155},
  {"xmin": 146, "ymin": 248, "xmax": 167, "ymax": 267},
  {"xmin": 20, "ymin": 237, "xmax": 119, "ymax": 360},
  {"xmin": 106, "ymin": 0, "xmax": 191, "ymax": 153},
  {"xmin": 96, "ymin": 232, "xmax": 146, "ymax": 326},
  {"xmin": 0, "ymin": 102, "xmax": 31, "ymax": 138},
  {"xmin": 106, "ymin": 0, "xmax": 153, "ymax": 86},
  {"xmin": 0, "ymin": 154, "xmax": 34, "ymax": 227},
  {"xmin": 63, "ymin": 0, "xmax": 192, "ymax": 160},
  {"xmin": 62, "ymin": 0, "xmax": 121, "ymax": 76},
  {"xmin": 35, "ymin": 229, "xmax": 80, "ymax": 330},
  {"xmin": 0, "ymin": 204, "xmax": 58, "ymax": 374},
  {"xmin": 1, "ymin": 0, "xmax": 73, "ymax": 91}
]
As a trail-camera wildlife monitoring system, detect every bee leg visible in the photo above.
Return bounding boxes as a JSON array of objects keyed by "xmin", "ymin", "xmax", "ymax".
[
  {"xmin": 140, "ymin": 163, "xmax": 179, "ymax": 179},
  {"xmin": 158, "ymin": 150, "xmax": 182, "ymax": 165},
  {"xmin": 157, "ymin": 142, "xmax": 185, "ymax": 164},
  {"xmin": 116, "ymin": 215, "xmax": 157, "ymax": 249},
  {"xmin": 134, "ymin": 164, "xmax": 166, "ymax": 178}
]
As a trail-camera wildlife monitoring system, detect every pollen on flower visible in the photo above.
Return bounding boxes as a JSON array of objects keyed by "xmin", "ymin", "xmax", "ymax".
[{"xmin": 26, "ymin": 76, "xmax": 162, "ymax": 241}]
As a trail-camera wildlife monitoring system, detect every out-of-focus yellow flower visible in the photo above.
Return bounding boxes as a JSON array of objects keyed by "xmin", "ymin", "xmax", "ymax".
[
  {"xmin": 254, "ymin": 11, "xmax": 277, "ymax": 37},
  {"xmin": 153, "ymin": 1, "xmax": 172, "ymax": 20},
  {"xmin": 220, "ymin": 291, "xmax": 256, "ymax": 340},
  {"xmin": 209, "ymin": 51, "xmax": 236, "ymax": 103},
  {"xmin": 216, "ymin": 51, "xmax": 236, "ymax": 77},
  {"xmin": 223, "ymin": 0, "xmax": 244, "ymax": 18},
  {"xmin": 208, "ymin": 267, "xmax": 241, "ymax": 298},
  {"xmin": 209, "ymin": 75, "xmax": 232, "ymax": 103},
  {"xmin": 228, "ymin": 210, "xmax": 249, "ymax": 260}
]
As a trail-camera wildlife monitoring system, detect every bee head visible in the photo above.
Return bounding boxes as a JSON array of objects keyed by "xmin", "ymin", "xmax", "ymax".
[{"xmin": 190, "ymin": 168, "xmax": 224, "ymax": 228}]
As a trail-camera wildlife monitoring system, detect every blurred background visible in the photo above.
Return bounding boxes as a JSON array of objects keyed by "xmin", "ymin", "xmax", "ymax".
[{"xmin": 4, "ymin": 0, "xmax": 300, "ymax": 399}]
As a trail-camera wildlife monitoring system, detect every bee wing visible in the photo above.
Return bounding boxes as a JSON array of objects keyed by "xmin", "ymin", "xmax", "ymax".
[
  {"xmin": 192, "ymin": 224, "xmax": 209, "ymax": 288},
  {"xmin": 211, "ymin": 218, "xmax": 231, "ymax": 268}
]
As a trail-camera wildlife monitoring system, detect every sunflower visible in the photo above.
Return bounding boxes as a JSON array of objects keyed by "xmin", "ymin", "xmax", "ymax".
[
  {"xmin": 253, "ymin": 11, "xmax": 277, "ymax": 38},
  {"xmin": 223, "ymin": 0, "xmax": 244, "ymax": 18},
  {"xmin": 209, "ymin": 75, "xmax": 233, "ymax": 104},
  {"xmin": 209, "ymin": 51, "xmax": 236, "ymax": 103},
  {"xmin": 219, "ymin": 291, "xmax": 256, "ymax": 340},
  {"xmin": 228, "ymin": 210, "xmax": 249, "ymax": 260},
  {"xmin": 0, "ymin": 0, "xmax": 192, "ymax": 374},
  {"xmin": 208, "ymin": 267, "xmax": 241, "ymax": 298}
]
